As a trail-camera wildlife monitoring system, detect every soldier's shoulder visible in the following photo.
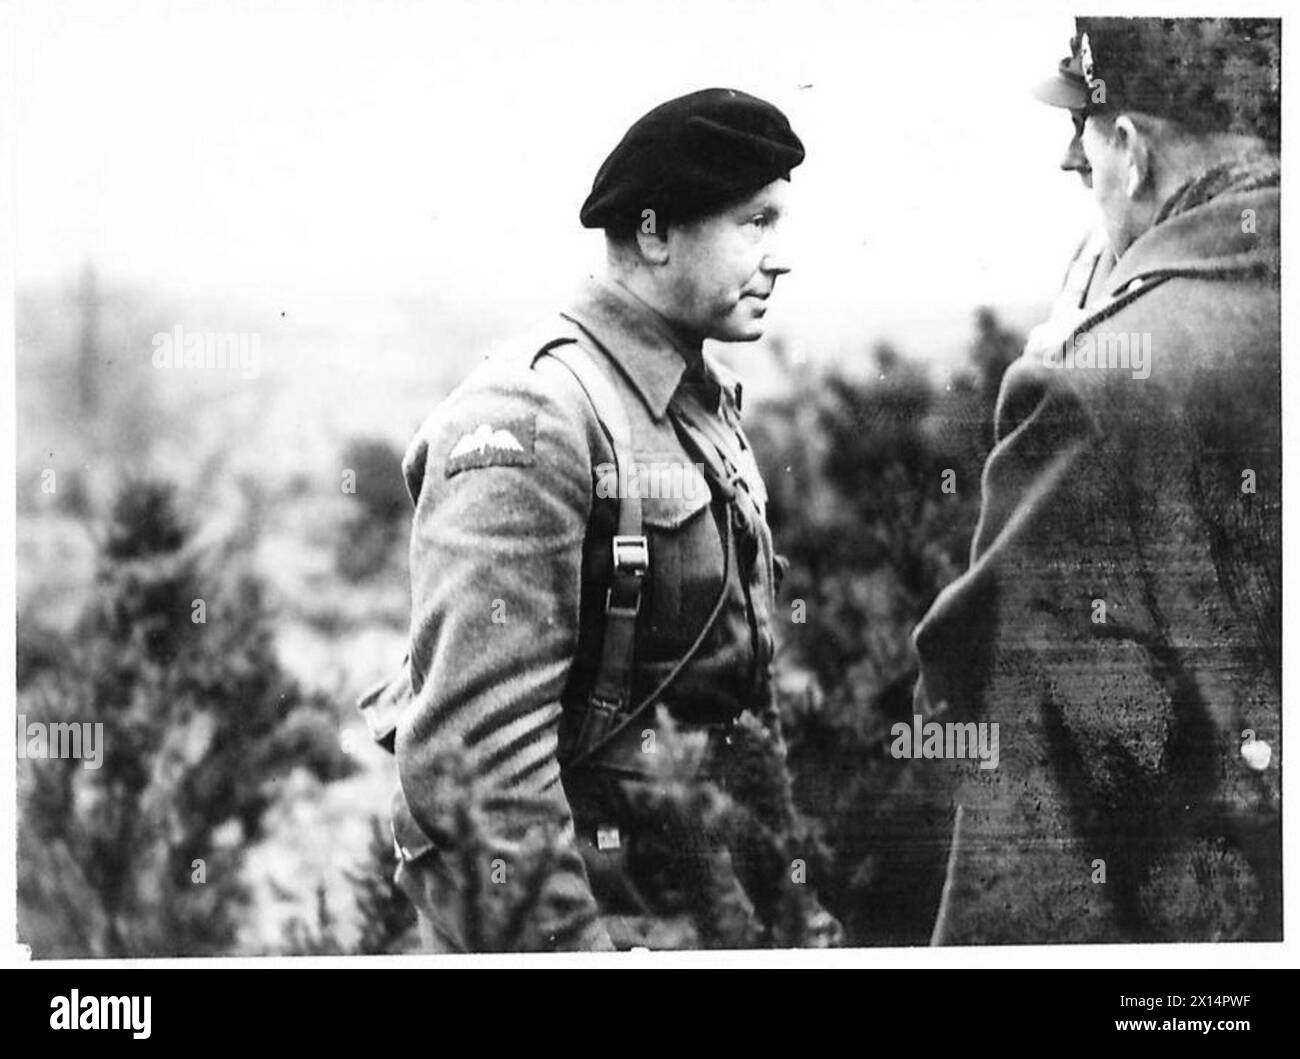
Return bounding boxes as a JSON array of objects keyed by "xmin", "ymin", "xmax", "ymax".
[
  {"xmin": 419, "ymin": 320, "xmax": 591, "ymax": 428},
  {"xmin": 402, "ymin": 318, "xmax": 597, "ymax": 485}
]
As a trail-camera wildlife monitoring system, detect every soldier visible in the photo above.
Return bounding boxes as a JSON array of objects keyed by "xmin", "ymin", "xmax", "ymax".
[
  {"xmin": 914, "ymin": 18, "xmax": 1280, "ymax": 943},
  {"xmin": 364, "ymin": 88, "xmax": 840, "ymax": 951}
]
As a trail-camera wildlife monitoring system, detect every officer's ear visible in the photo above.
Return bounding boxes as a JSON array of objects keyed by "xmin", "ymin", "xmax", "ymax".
[{"xmin": 1113, "ymin": 114, "xmax": 1152, "ymax": 199}]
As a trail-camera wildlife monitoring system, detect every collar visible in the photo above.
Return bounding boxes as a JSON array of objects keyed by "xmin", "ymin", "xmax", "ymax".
[
  {"xmin": 1022, "ymin": 168, "xmax": 1279, "ymax": 366},
  {"xmin": 1107, "ymin": 158, "xmax": 1279, "ymax": 296},
  {"xmin": 704, "ymin": 356, "xmax": 744, "ymax": 415},
  {"xmin": 560, "ymin": 276, "xmax": 742, "ymax": 420}
]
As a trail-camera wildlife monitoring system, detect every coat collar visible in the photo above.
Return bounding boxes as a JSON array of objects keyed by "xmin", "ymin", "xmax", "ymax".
[
  {"xmin": 1106, "ymin": 170, "xmax": 1279, "ymax": 296},
  {"xmin": 1021, "ymin": 176, "xmax": 1279, "ymax": 368},
  {"xmin": 561, "ymin": 276, "xmax": 741, "ymax": 420}
]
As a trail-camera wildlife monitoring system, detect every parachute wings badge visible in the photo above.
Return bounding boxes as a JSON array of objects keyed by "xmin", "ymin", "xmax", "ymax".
[
  {"xmin": 450, "ymin": 424, "xmax": 525, "ymax": 459},
  {"xmin": 445, "ymin": 417, "xmax": 536, "ymax": 477}
]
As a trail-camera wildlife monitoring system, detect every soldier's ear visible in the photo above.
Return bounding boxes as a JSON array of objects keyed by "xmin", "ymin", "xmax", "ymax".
[
  {"xmin": 634, "ymin": 223, "xmax": 671, "ymax": 266},
  {"xmin": 1114, "ymin": 115, "xmax": 1151, "ymax": 198}
]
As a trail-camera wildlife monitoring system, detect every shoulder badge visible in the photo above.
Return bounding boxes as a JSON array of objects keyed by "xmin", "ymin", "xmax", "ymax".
[{"xmin": 445, "ymin": 417, "xmax": 536, "ymax": 477}]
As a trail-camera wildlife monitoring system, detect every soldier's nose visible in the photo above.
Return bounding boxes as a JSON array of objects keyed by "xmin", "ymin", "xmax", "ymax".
[{"xmin": 760, "ymin": 248, "xmax": 791, "ymax": 277}]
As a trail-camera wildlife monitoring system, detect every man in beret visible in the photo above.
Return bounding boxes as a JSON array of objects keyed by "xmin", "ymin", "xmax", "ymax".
[
  {"xmin": 377, "ymin": 87, "xmax": 840, "ymax": 950},
  {"xmin": 914, "ymin": 18, "xmax": 1280, "ymax": 943}
]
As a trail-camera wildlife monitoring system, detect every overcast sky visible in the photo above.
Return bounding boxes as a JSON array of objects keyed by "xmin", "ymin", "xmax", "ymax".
[{"xmin": 11, "ymin": 0, "xmax": 1103, "ymax": 307}]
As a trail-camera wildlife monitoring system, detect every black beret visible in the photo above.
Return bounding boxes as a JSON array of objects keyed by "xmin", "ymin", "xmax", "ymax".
[
  {"xmin": 1036, "ymin": 18, "xmax": 1280, "ymax": 146},
  {"xmin": 580, "ymin": 87, "xmax": 805, "ymax": 231}
]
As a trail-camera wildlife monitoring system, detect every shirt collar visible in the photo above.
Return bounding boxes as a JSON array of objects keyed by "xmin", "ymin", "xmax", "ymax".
[{"xmin": 560, "ymin": 276, "xmax": 741, "ymax": 420}]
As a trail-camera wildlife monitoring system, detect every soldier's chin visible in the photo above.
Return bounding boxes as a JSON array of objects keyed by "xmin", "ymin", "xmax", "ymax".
[{"xmin": 713, "ymin": 317, "xmax": 766, "ymax": 343}]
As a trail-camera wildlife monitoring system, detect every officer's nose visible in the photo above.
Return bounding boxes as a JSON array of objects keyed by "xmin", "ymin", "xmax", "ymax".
[
  {"xmin": 1060, "ymin": 133, "xmax": 1089, "ymax": 174},
  {"xmin": 1061, "ymin": 111, "xmax": 1092, "ymax": 183}
]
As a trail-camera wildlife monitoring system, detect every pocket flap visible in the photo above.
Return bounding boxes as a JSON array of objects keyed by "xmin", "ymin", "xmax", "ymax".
[
  {"xmin": 635, "ymin": 460, "xmax": 713, "ymax": 529},
  {"xmin": 357, "ymin": 661, "xmax": 412, "ymax": 754},
  {"xmin": 640, "ymin": 490, "xmax": 712, "ymax": 530}
]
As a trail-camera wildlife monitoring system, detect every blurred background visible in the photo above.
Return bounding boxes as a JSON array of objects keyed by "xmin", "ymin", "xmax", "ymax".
[{"xmin": 14, "ymin": 0, "xmax": 1102, "ymax": 954}]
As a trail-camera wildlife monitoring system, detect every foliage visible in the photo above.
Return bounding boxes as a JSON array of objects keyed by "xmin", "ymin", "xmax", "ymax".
[
  {"xmin": 627, "ymin": 709, "xmax": 844, "ymax": 948},
  {"xmin": 335, "ymin": 437, "xmax": 410, "ymax": 584},
  {"xmin": 310, "ymin": 711, "xmax": 842, "ymax": 952},
  {"xmin": 351, "ymin": 816, "xmax": 420, "ymax": 955},
  {"xmin": 17, "ymin": 478, "xmax": 357, "ymax": 957}
]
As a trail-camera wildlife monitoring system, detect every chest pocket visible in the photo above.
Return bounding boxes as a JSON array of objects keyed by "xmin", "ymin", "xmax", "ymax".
[{"xmin": 639, "ymin": 479, "xmax": 725, "ymax": 657}]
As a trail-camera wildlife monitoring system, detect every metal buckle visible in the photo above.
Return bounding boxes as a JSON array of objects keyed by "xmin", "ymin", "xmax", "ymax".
[
  {"xmin": 611, "ymin": 535, "xmax": 649, "ymax": 576},
  {"xmin": 588, "ymin": 694, "xmax": 622, "ymax": 715},
  {"xmin": 607, "ymin": 535, "xmax": 648, "ymax": 615}
]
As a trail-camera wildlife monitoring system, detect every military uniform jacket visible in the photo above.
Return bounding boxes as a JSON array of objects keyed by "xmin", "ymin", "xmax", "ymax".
[
  {"xmin": 390, "ymin": 276, "xmax": 782, "ymax": 949},
  {"xmin": 913, "ymin": 163, "xmax": 1280, "ymax": 943}
]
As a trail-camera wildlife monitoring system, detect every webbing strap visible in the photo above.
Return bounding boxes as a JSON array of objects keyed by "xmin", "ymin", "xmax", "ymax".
[
  {"xmin": 542, "ymin": 343, "xmax": 744, "ymax": 770},
  {"xmin": 540, "ymin": 338, "xmax": 647, "ymax": 750}
]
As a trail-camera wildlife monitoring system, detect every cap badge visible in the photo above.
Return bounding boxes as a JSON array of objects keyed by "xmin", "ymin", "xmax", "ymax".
[{"xmin": 1079, "ymin": 32, "xmax": 1096, "ymax": 85}]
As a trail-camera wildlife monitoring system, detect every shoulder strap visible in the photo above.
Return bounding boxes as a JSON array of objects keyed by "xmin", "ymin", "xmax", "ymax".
[{"xmin": 536, "ymin": 335, "xmax": 648, "ymax": 757}]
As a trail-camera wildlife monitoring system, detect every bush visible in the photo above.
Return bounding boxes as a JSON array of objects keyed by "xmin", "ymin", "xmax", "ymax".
[
  {"xmin": 336, "ymin": 437, "xmax": 409, "ymax": 584},
  {"xmin": 18, "ymin": 478, "xmax": 357, "ymax": 957}
]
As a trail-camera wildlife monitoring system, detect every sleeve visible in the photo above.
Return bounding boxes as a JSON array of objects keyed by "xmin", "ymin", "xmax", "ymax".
[
  {"xmin": 393, "ymin": 361, "xmax": 613, "ymax": 951},
  {"xmin": 913, "ymin": 355, "xmax": 1095, "ymax": 718}
]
